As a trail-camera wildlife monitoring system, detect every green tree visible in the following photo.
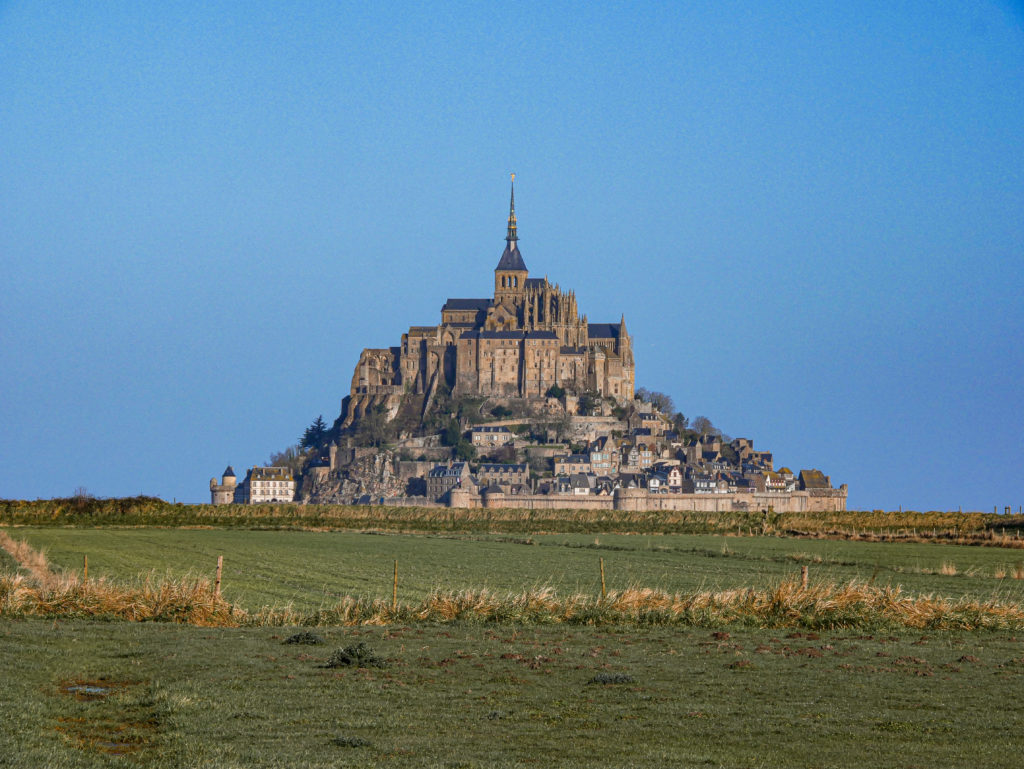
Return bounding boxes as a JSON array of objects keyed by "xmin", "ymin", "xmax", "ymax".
[
  {"xmin": 300, "ymin": 415, "xmax": 328, "ymax": 449},
  {"xmin": 453, "ymin": 441, "xmax": 477, "ymax": 461},
  {"xmin": 356, "ymin": 404, "xmax": 391, "ymax": 447},
  {"xmin": 578, "ymin": 390, "xmax": 601, "ymax": 415},
  {"xmin": 545, "ymin": 384, "xmax": 565, "ymax": 399},
  {"xmin": 440, "ymin": 417, "xmax": 464, "ymax": 447}
]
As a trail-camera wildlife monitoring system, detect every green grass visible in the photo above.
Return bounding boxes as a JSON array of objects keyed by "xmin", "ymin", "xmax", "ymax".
[
  {"xmin": 0, "ymin": 545, "xmax": 19, "ymax": 574},
  {"xmin": 6, "ymin": 496, "xmax": 1024, "ymax": 539},
  {"xmin": 12, "ymin": 528, "xmax": 1024, "ymax": 612},
  {"xmin": 2, "ymin": 618, "xmax": 1023, "ymax": 767},
  {"xmin": 6, "ymin": 528, "xmax": 1024, "ymax": 766}
]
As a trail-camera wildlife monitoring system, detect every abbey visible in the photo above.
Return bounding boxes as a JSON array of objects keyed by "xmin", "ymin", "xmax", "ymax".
[{"xmin": 343, "ymin": 181, "xmax": 635, "ymax": 426}]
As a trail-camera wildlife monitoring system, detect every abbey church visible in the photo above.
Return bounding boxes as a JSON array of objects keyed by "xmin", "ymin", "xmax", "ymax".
[{"xmin": 343, "ymin": 180, "xmax": 635, "ymax": 426}]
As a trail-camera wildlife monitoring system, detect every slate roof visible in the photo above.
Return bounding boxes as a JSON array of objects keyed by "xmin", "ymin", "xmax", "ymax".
[
  {"xmin": 223, "ymin": 466, "xmax": 236, "ymax": 478},
  {"xmin": 472, "ymin": 425, "xmax": 512, "ymax": 434},
  {"xmin": 524, "ymin": 278, "xmax": 545, "ymax": 289},
  {"xmin": 478, "ymin": 463, "xmax": 528, "ymax": 473},
  {"xmin": 588, "ymin": 322, "xmax": 621, "ymax": 339},
  {"xmin": 443, "ymin": 298, "xmax": 492, "ymax": 311},
  {"xmin": 250, "ymin": 466, "xmax": 293, "ymax": 481},
  {"xmin": 428, "ymin": 462, "xmax": 469, "ymax": 478},
  {"xmin": 560, "ymin": 346, "xmax": 586, "ymax": 355},
  {"xmin": 495, "ymin": 242, "xmax": 527, "ymax": 272},
  {"xmin": 460, "ymin": 330, "xmax": 537, "ymax": 340},
  {"xmin": 561, "ymin": 454, "xmax": 590, "ymax": 463},
  {"xmin": 525, "ymin": 331, "xmax": 558, "ymax": 340}
]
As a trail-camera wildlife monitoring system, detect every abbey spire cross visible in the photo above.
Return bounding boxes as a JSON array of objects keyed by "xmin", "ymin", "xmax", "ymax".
[{"xmin": 506, "ymin": 173, "xmax": 517, "ymax": 242}]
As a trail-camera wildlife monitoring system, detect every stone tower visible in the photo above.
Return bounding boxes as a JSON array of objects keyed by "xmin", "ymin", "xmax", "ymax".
[
  {"xmin": 209, "ymin": 465, "xmax": 237, "ymax": 504},
  {"xmin": 493, "ymin": 175, "xmax": 528, "ymax": 307}
]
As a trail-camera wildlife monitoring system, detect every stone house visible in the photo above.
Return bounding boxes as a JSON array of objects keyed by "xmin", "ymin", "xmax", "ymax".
[
  {"xmin": 588, "ymin": 436, "xmax": 618, "ymax": 475},
  {"xmin": 471, "ymin": 425, "xmax": 513, "ymax": 448},
  {"xmin": 243, "ymin": 466, "xmax": 296, "ymax": 504},
  {"xmin": 476, "ymin": 463, "xmax": 529, "ymax": 490},
  {"xmin": 553, "ymin": 454, "xmax": 591, "ymax": 475},
  {"xmin": 426, "ymin": 462, "xmax": 471, "ymax": 501}
]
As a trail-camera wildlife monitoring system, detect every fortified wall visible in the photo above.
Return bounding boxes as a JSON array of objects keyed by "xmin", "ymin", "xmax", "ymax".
[{"xmin": 448, "ymin": 486, "xmax": 848, "ymax": 514}]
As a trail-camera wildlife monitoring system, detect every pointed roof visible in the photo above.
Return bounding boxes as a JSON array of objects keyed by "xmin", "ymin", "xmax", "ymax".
[
  {"xmin": 495, "ymin": 175, "xmax": 527, "ymax": 272},
  {"xmin": 223, "ymin": 465, "xmax": 236, "ymax": 478}
]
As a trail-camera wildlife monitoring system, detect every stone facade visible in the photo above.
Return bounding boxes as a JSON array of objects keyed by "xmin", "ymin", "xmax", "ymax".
[
  {"xmin": 210, "ymin": 465, "xmax": 295, "ymax": 504},
  {"xmin": 342, "ymin": 181, "xmax": 634, "ymax": 428}
]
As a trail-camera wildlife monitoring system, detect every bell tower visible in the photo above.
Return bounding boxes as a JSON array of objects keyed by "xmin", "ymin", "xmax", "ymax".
[{"xmin": 494, "ymin": 174, "xmax": 528, "ymax": 300}]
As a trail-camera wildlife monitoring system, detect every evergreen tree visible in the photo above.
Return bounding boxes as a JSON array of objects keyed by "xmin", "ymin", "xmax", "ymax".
[{"xmin": 300, "ymin": 415, "xmax": 328, "ymax": 449}]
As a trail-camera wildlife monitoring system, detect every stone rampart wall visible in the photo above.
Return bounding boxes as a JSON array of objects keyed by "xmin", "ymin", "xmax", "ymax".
[{"xmin": 449, "ymin": 488, "xmax": 846, "ymax": 513}]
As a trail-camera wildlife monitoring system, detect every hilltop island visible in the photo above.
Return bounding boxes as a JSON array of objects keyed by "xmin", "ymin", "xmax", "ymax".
[{"xmin": 212, "ymin": 181, "xmax": 847, "ymax": 513}]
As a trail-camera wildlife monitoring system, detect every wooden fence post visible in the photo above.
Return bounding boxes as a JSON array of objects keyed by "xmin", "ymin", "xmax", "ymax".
[
  {"xmin": 83, "ymin": 554, "xmax": 88, "ymax": 583},
  {"xmin": 599, "ymin": 557, "xmax": 607, "ymax": 600},
  {"xmin": 392, "ymin": 559, "xmax": 398, "ymax": 612},
  {"xmin": 215, "ymin": 555, "xmax": 223, "ymax": 597},
  {"xmin": 801, "ymin": 565, "xmax": 809, "ymax": 589}
]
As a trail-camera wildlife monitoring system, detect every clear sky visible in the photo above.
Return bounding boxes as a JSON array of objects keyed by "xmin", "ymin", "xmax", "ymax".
[{"xmin": 1, "ymin": 1, "xmax": 1022, "ymax": 510}]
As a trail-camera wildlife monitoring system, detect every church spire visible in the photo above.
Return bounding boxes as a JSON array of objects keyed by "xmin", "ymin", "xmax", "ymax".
[{"xmin": 506, "ymin": 173, "xmax": 518, "ymax": 242}]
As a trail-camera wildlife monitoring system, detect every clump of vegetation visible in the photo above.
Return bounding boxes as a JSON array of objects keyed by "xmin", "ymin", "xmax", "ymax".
[
  {"xmin": 330, "ymin": 735, "xmax": 371, "ymax": 748},
  {"xmin": 324, "ymin": 642, "xmax": 387, "ymax": 668},
  {"xmin": 588, "ymin": 672, "xmax": 635, "ymax": 685},
  {"xmin": 0, "ymin": 572, "xmax": 240, "ymax": 626},
  {"xmin": 283, "ymin": 631, "xmax": 324, "ymax": 645}
]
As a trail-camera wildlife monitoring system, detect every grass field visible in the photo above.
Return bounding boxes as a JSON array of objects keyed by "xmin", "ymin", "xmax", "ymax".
[
  {"xmin": 2, "ymin": 618, "xmax": 1023, "ymax": 768},
  {"xmin": 5, "ymin": 524, "xmax": 1024, "ymax": 766},
  {"xmin": 10, "ymin": 528, "xmax": 1024, "ymax": 612}
]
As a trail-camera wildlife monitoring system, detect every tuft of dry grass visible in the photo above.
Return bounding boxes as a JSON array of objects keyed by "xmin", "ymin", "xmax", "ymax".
[
  {"xmin": 5, "ymin": 573, "xmax": 1024, "ymax": 631},
  {"xmin": 250, "ymin": 580, "xmax": 1024, "ymax": 632},
  {"xmin": 3, "ymin": 526, "xmax": 1024, "ymax": 632},
  {"xmin": 0, "ymin": 529, "xmax": 58, "ymax": 587},
  {"xmin": 0, "ymin": 572, "xmax": 241, "ymax": 627},
  {"xmin": 939, "ymin": 562, "xmax": 958, "ymax": 576}
]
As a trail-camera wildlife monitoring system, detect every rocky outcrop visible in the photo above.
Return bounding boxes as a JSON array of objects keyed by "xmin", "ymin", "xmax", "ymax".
[{"xmin": 302, "ymin": 450, "xmax": 406, "ymax": 504}]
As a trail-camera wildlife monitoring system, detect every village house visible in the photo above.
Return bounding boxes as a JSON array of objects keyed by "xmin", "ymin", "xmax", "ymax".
[
  {"xmin": 588, "ymin": 436, "xmax": 618, "ymax": 475},
  {"xmin": 553, "ymin": 454, "xmax": 591, "ymax": 476},
  {"xmin": 470, "ymin": 425, "xmax": 513, "ymax": 448},
  {"xmin": 426, "ymin": 462, "xmax": 471, "ymax": 501},
  {"xmin": 209, "ymin": 466, "xmax": 296, "ymax": 504},
  {"xmin": 476, "ymin": 463, "xmax": 530, "ymax": 491}
]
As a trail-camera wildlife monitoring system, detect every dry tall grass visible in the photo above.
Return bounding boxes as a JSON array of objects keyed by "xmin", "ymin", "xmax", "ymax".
[
  {"xmin": 0, "ymin": 573, "xmax": 240, "ymax": 627},
  {"xmin": 0, "ymin": 529, "xmax": 58, "ymax": 587},
  {"xmin": 3, "ymin": 530, "xmax": 1023, "ymax": 632},
  {"xmin": 4, "ymin": 572, "xmax": 1024, "ymax": 631},
  {"xmin": 248, "ymin": 579, "xmax": 1024, "ymax": 631}
]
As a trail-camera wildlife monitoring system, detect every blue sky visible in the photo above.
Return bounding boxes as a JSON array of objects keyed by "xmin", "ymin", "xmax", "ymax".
[{"xmin": 1, "ymin": 1, "xmax": 1021, "ymax": 510}]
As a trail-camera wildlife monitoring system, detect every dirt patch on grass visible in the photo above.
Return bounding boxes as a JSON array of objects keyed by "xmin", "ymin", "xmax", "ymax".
[{"xmin": 55, "ymin": 678, "xmax": 158, "ymax": 756}]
